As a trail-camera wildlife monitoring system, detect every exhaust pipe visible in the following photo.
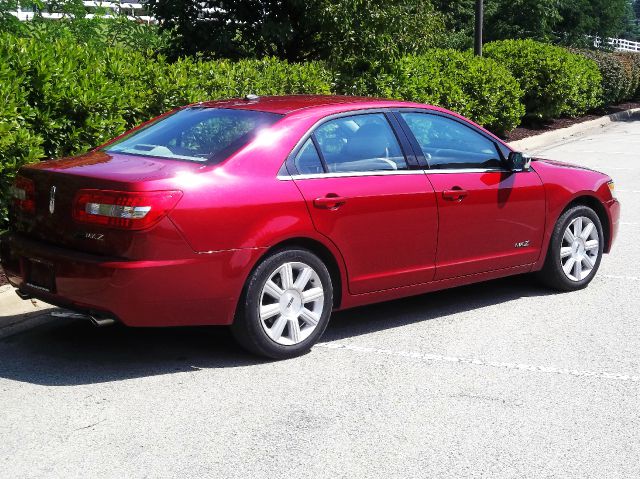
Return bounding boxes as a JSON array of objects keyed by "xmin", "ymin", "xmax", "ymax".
[
  {"xmin": 15, "ymin": 289, "xmax": 32, "ymax": 300},
  {"xmin": 89, "ymin": 316, "xmax": 117, "ymax": 327},
  {"xmin": 50, "ymin": 310, "xmax": 117, "ymax": 327}
]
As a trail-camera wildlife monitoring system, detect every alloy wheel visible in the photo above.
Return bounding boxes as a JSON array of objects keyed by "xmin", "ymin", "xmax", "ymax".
[
  {"xmin": 258, "ymin": 261, "xmax": 325, "ymax": 345},
  {"xmin": 560, "ymin": 216, "xmax": 600, "ymax": 282}
]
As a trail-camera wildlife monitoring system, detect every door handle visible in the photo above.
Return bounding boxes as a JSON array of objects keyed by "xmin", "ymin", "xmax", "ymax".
[
  {"xmin": 442, "ymin": 188, "xmax": 468, "ymax": 201},
  {"xmin": 313, "ymin": 194, "xmax": 348, "ymax": 209}
]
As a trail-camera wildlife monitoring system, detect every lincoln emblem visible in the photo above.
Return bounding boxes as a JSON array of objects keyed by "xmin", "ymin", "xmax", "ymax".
[{"xmin": 49, "ymin": 185, "xmax": 56, "ymax": 214}]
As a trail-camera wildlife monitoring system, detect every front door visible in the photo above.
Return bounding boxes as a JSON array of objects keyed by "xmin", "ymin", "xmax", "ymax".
[
  {"xmin": 397, "ymin": 111, "xmax": 546, "ymax": 280},
  {"xmin": 290, "ymin": 112, "xmax": 438, "ymax": 294}
]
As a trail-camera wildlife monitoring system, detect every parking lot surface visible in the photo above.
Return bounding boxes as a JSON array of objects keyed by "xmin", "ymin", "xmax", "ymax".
[{"xmin": 1, "ymin": 119, "xmax": 639, "ymax": 478}]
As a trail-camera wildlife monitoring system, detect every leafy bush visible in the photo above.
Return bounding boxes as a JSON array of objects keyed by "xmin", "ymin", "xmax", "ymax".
[
  {"xmin": 372, "ymin": 50, "xmax": 525, "ymax": 134},
  {"xmin": 152, "ymin": 57, "xmax": 332, "ymax": 113},
  {"xmin": 4, "ymin": 14, "xmax": 172, "ymax": 54},
  {"xmin": 0, "ymin": 33, "xmax": 332, "ymax": 225},
  {"xmin": 573, "ymin": 49, "xmax": 629, "ymax": 106},
  {"xmin": 0, "ymin": 62, "xmax": 43, "ymax": 224},
  {"xmin": 615, "ymin": 52, "xmax": 640, "ymax": 100},
  {"xmin": 485, "ymin": 39, "xmax": 603, "ymax": 120}
]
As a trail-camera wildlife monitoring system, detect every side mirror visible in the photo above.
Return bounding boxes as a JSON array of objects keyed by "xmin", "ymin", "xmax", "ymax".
[{"xmin": 507, "ymin": 151, "xmax": 531, "ymax": 172}]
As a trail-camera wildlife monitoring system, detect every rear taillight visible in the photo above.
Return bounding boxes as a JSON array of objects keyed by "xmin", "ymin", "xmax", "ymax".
[
  {"xmin": 73, "ymin": 190, "xmax": 183, "ymax": 230},
  {"xmin": 11, "ymin": 176, "xmax": 36, "ymax": 214}
]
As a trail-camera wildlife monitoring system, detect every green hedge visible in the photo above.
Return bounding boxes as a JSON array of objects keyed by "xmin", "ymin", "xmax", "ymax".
[
  {"xmin": 615, "ymin": 52, "xmax": 640, "ymax": 100},
  {"xmin": 485, "ymin": 39, "xmax": 603, "ymax": 121},
  {"xmin": 374, "ymin": 49, "xmax": 525, "ymax": 134},
  {"xmin": 573, "ymin": 49, "xmax": 630, "ymax": 106},
  {"xmin": 3, "ymin": 32, "xmax": 638, "ymax": 226},
  {"xmin": 0, "ymin": 34, "xmax": 332, "ymax": 224},
  {"xmin": 573, "ymin": 50, "xmax": 640, "ymax": 106}
]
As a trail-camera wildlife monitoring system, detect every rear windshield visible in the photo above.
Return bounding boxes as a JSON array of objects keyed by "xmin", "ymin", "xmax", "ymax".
[{"xmin": 103, "ymin": 107, "xmax": 283, "ymax": 163}]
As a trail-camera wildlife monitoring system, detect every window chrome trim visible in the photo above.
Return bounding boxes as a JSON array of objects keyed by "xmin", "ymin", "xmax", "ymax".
[
  {"xmin": 277, "ymin": 168, "xmax": 510, "ymax": 180},
  {"xmin": 424, "ymin": 168, "xmax": 510, "ymax": 174},
  {"xmin": 283, "ymin": 108, "xmax": 418, "ymax": 177},
  {"xmin": 277, "ymin": 170, "xmax": 427, "ymax": 180},
  {"xmin": 391, "ymin": 108, "xmax": 513, "ymax": 163}
]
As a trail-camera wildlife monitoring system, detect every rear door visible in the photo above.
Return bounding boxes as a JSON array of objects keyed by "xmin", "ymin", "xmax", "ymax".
[
  {"xmin": 396, "ymin": 111, "xmax": 546, "ymax": 280},
  {"xmin": 288, "ymin": 112, "xmax": 438, "ymax": 294}
]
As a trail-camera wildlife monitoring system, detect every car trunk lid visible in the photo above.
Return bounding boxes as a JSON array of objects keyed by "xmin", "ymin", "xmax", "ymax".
[{"xmin": 10, "ymin": 150, "xmax": 201, "ymax": 257}]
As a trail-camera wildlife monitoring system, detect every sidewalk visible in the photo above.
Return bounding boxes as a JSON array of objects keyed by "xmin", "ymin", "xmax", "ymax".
[
  {"xmin": 510, "ymin": 107, "xmax": 640, "ymax": 152},
  {"xmin": 0, "ymin": 284, "xmax": 55, "ymax": 338}
]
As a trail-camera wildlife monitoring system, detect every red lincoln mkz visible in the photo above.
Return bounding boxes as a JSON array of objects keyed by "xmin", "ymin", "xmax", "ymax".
[{"xmin": 1, "ymin": 95, "xmax": 620, "ymax": 358}]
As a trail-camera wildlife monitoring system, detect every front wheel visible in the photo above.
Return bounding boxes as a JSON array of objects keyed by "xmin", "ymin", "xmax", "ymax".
[
  {"xmin": 537, "ymin": 205, "xmax": 604, "ymax": 291},
  {"xmin": 231, "ymin": 248, "xmax": 333, "ymax": 359}
]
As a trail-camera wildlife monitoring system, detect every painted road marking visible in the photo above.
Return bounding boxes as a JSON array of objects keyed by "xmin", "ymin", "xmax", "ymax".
[
  {"xmin": 600, "ymin": 274, "xmax": 640, "ymax": 281},
  {"xmin": 317, "ymin": 342, "xmax": 640, "ymax": 382}
]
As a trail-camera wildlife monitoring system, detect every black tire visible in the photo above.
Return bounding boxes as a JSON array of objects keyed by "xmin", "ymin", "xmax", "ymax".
[
  {"xmin": 537, "ymin": 205, "xmax": 604, "ymax": 291},
  {"xmin": 231, "ymin": 248, "xmax": 333, "ymax": 359}
]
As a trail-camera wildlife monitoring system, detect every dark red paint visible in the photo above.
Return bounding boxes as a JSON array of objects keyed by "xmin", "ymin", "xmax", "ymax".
[{"xmin": 0, "ymin": 96, "xmax": 620, "ymax": 327}]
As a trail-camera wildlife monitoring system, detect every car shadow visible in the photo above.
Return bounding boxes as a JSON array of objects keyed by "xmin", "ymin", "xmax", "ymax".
[{"xmin": 0, "ymin": 275, "xmax": 556, "ymax": 386}]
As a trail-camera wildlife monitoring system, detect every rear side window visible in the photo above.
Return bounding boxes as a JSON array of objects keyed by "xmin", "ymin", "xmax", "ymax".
[
  {"xmin": 313, "ymin": 113, "xmax": 408, "ymax": 173},
  {"xmin": 104, "ymin": 108, "xmax": 283, "ymax": 163},
  {"xmin": 400, "ymin": 112, "xmax": 503, "ymax": 170},
  {"xmin": 294, "ymin": 138, "xmax": 324, "ymax": 174}
]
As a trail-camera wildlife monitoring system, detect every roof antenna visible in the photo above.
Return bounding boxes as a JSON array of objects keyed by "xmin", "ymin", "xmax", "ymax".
[{"xmin": 244, "ymin": 94, "xmax": 260, "ymax": 101}]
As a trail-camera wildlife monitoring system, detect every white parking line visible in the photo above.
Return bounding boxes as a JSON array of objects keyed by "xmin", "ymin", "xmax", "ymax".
[
  {"xmin": 617, "ymin": 190, "xmax": 640, "ymax": 193},
  {"xmin": 600, "ymin": 274, "xmax": 640, "ymax": 281},
  {"xmin": 317, "ymin": 343, "xmax": 640, "ymax": 382}
]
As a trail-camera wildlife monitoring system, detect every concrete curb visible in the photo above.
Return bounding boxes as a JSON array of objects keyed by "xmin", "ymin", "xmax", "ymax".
[{"xmin": 509, "ymin": 108, "xmax": 640, "ymax": 152}]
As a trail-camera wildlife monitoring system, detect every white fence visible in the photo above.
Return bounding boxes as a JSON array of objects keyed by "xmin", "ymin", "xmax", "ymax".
[{"xmin": 594, "ymin": 37, "xmax": 640, "ymax": 52}]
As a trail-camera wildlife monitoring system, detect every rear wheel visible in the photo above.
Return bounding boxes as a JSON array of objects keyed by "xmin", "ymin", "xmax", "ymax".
[
  {"xmin": 231, "ymin": 248, "xmax": 333, "ymax": 359},
  {"xmin": 537, "ymin": 205, "xmax": 604, "ymax": 291}
]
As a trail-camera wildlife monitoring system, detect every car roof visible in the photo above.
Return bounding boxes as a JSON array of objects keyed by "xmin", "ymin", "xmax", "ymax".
[
  {"xmin": 189, "ymin": 95, "xmax": 510, "ymax": 149},
  {"xmin": 193, "ymin": 95, "xmax": 431, "ymax": 115}
]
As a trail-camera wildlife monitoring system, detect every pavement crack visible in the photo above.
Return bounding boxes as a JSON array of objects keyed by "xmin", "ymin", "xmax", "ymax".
[{"xmin": 73, "ymin": 419, "xmax": 106, "ymax": 432}]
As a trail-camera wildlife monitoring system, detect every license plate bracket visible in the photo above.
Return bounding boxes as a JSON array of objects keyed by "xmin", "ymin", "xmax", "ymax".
[{"xmin": 25, "ymin": 258, "xmax": 56, "ymax": 293}]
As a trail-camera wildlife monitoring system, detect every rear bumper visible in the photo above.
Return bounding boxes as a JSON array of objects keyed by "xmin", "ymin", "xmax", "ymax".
[{"xmin": 0, "ymin": 232, "xmax": 263, "ymax": 327}]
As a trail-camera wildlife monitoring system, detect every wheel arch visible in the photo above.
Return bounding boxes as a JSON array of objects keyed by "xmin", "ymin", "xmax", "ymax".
[
  {"xmin": 560, "ymin": 195, "xmax": 611, "ymax": 253},
  {"xmin": 246, "ymin": 237, "xmax": 346, "ymax": 310}
]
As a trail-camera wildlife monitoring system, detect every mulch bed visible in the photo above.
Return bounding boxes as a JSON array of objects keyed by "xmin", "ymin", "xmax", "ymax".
[
  {"xmin": 502, "ymin": 101, "xmax": 640, "ymax": 142},
  {"xmin": 0, "ymin": 269, "xmax": 8, "ymax": 288}
]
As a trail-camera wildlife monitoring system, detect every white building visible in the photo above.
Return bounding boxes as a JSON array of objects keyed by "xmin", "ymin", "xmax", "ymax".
[{"xmin": 10, "ymin": 1, "xmax": 155, "ymax": 24}]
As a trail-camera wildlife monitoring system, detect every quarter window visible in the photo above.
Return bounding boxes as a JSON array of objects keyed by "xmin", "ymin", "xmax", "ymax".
[
  {"xmin": 400, "ymin": 112, "xmax": 503, "ymax": 170},
  {"xmin": 313, "ymin": 113, "xmax": 408, "ymax": 173},
  {"xmin": 294, "ymin": 138, "xmax": 324, "ymax": 174}
]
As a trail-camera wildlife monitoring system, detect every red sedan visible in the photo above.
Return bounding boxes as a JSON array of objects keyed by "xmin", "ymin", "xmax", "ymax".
[{"xmin": 1, "ymin": 95, "xmax": 620, "ymax": 358}]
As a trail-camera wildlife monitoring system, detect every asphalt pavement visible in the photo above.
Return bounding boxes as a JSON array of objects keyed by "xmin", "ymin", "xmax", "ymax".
[{"xmin": 1, "ymin": 119, "xmax": 639, "ymax": 479}]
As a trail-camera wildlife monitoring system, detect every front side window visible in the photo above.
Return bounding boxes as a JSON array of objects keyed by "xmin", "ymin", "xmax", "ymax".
[
  {"xmin": 400, "ymin": 112, "xmax": 503, "ymax": 170},
  {"xmin": 104, "ymin": 108, "xmax": 283, "ymax": 163},
  {"xmin": 313, "ymin": 113, "xmax": 408, "ymax": 173}
]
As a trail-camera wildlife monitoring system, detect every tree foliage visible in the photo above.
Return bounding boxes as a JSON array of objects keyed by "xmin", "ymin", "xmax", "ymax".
[
  {"xmin": 557, "ymin": 0, "xmax": 630, "ymax": 45},
  {"xmin": 434, "ymin": 0, "xmax": 631, "ymax": 47},
  {"xmin": 148, "ymin": 0, "xmax": 446, "ymax": 62}
]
